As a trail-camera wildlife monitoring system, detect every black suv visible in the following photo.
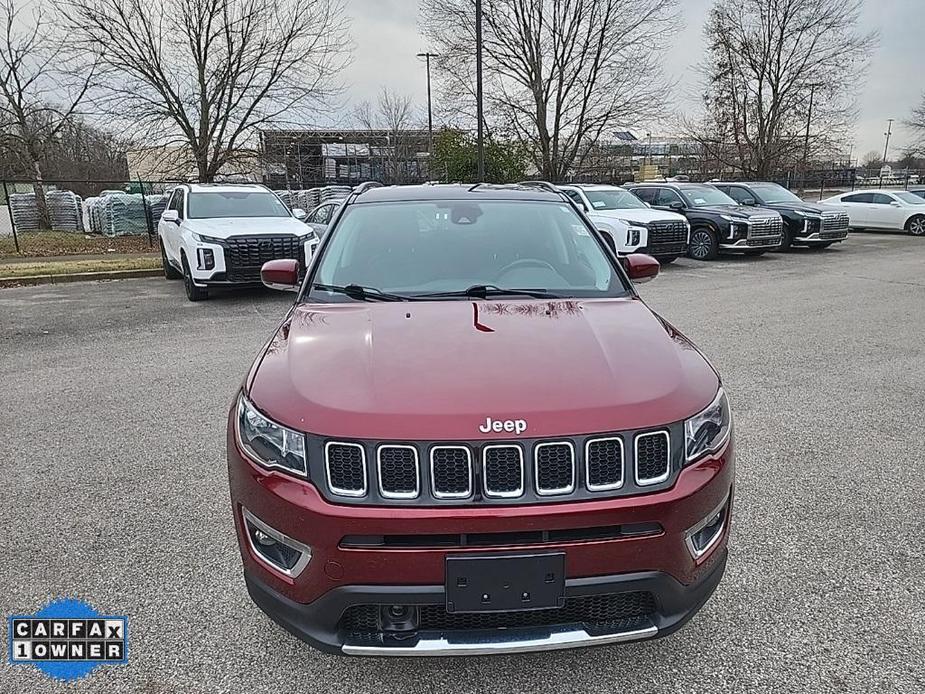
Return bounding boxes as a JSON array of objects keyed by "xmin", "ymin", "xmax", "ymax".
[
  {"xmin": 626, "ymin": 183, "xmax": 783, "ymax": 261},
  {"xmin": 712, "ymin": 182, "xmax": 849, "ymax": 250}
]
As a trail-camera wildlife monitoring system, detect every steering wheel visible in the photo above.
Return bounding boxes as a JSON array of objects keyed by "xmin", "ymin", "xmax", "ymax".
[{"xmin": 494, "ymin": 258, "xmax": 558, "ymax": 280}]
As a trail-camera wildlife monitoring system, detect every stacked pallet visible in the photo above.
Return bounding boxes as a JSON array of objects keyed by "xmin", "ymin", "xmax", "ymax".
[
  {"xmin": 83, "ymin": 194, "xmax": 151, "ymax": 236},
  {"xmin": 8, "ymin": 190, "xmax": 83, "ymax": 232}
]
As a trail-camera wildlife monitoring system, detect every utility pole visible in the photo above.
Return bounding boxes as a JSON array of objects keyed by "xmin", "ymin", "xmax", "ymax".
[
  {"xmin": 416, "ymin": 52, "xmax": 439, "ymax": 156},
  {"xmin": 475, "ymin": 0, "xmax": 485, "ymax": 181},
  {"xmin": 800, "ymin": 83, "xmax": 817, "ymax": 193},
  {"xmin": 879, "ymin": 118, "xmax": 894, "ymax": 188}
]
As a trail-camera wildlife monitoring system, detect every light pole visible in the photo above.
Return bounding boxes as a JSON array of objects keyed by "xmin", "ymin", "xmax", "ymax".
[
  {"xmin": 800, "ymin": 83, "xmax": 821, "ymax": 192},
  {"xmin": 416, "ymin": 52, "xmax": 439, "ymax": 156},
  {"xmin": 475, "ymin": 0, "xmax": 485, "ymax": 181},
  {"xmin": 879, "ymin": 118, "xmax": 894, "ymax": 188}
]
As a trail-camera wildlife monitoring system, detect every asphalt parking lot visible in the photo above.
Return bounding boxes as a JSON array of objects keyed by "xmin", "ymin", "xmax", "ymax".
[{"xmin": 1, "ymin": 232, "xmax": 923, "ymax": 693}]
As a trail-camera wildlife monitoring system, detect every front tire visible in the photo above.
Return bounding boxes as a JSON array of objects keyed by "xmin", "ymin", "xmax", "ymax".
[
  {"xmin": 182, "ymin": 254, "xmax": 208, "ymax": 301},
  {"xmin": 160, "ymin": 239, "xmax": 181, "ymax": 279},
  {"xmin": 688, "ymin": 227, "xmax": 719, "ymax": 261},
  {"xmin": 778, "ymin": 228, "xmax": 793, "ymax": 251},
  {"xmin": 906, "ymin": 214, "xmax": 925, "ymax": 236}
]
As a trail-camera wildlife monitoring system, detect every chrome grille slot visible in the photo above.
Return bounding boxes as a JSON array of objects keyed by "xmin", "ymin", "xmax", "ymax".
[
  {"xmin": 377, "ymin": 445, "xmax": 419, "ymax": 499},
  {"xmin": 325, "ymin": 442, "xmax": 367, "ymax": 497},
  {"xmin": 534, "ymin": 442, "xmax": 575, "ymax": 495},
  {"xmin": 635, "ymin": 431, "xmax": 670, "ymax": 486},
  {"xmin": 822, "ymin": 213, "xmax": 849, "ymax": 231},
  {"xmin": 482, "ymin": 445, "xmax": 524, "ymax": 498},
  {"xmin": 430, "ymin": 446, "xmax": 473, "ymax": 499},
  {"xmin": 747, "ymin": 217, "xmax": 783, "ymax": 239},
  {"xmin": 585, "ymin": 437, "xmax": 624, "ymax": 491}
]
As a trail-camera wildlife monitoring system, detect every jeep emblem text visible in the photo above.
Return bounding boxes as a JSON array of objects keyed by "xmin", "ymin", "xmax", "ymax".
[{"xmin": 479, "ymin": 417, "xmax": 528, "ymax": 435}]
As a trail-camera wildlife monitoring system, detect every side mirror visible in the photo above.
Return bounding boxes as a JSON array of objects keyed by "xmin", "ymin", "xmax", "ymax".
[
  {"xmin": 622, "ymin": 254, "xmax": 659, "ymax": 284},
  {"xmin": 161, "ymin": 209, "xmax": 179, "ymax": 223},
  {"xmin": 293, "ymin": 208, "xmax": 307, "ymax": 220},
  {"xmin": 741, "ymin": 198, "xmax": 756, "ymax": 206},
  {"xmin": 889, "ymin": 201, "xmax": 902, "ymax": 207},
  {"xmin": 668, "ymin": 201, "xmax": 684, "ymax": 211},
  {"xmin": 261, "ymin": 259, "xmax": 300, "ymax": 292},
  {"xmin": 597, "ymin": 228, "xmax": 617, "ymax": 254},
  {"xmin": 643, "ymin": 202, "xmax": 651, "ymax": 208}
]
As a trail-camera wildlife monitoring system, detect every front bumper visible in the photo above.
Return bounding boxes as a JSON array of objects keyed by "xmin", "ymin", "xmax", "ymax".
[
  {"xmin": 228, "ymin": 425, "xmax": 734, "ymax": 656},
  {"xmin": 795, "ymin": 230, "xmax": 848, "ymax": 244},
  {"xmin": 720, "ymin": 236, "xmax": 782, "ymax": 251}
]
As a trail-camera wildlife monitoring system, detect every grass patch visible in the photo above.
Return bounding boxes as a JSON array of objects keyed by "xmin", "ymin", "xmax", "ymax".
[
  {"xmin": 0, "ymin": 256, "xmax": 160, "ymax": 278},
  {"xmin": 0, "ymin": 232, "xmax": 155, "ymax": 258}
]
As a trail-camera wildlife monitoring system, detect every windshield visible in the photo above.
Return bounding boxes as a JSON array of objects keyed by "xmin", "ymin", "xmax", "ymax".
[
  {"xmin": 308, "ymin": 200, "xmax": 628, "ymax": 301},
  {"xmin": 681, "ymin": 185, "xmax": 738, "ymax": 207},
  {"xmin": 893, "ymin": 191, "xmax": 925, "ymax": 205},
  {"xmin": 583, "ymin": 189, "xmax": 647, "ymax": 210},
  {"xmin": 749, "ymin": 183, "xmax": 802, "ymax": 204},
  {"xmin": 187, "ymin": 191, "xmax": 291, "ymax": 219}
]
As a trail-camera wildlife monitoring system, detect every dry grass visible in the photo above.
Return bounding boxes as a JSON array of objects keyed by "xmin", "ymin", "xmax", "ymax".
[
  {"xmin": 0, "ymin": 231, "xmax": 155, "ymax": 258},
  {"xmin": 0, "ymin": 256, "xmax": 160, "ymax": 278}
]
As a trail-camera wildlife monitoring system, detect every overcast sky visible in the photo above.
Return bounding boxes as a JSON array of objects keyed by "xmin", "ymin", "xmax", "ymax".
[{"xmin": 342, "ymin": 0, "xmax": 923, "ymax": 161}]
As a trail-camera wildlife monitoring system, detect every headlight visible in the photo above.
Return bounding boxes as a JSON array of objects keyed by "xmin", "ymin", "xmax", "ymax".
[
  {"xmin": 617, "ymin": 218, "xmax": 649, "ymax": 228},
  {"xmin": 191, "ymin": 232, "xmax": 223, "ymax": 244},
  {"xmin": 684, "ymin": 388, "xmax": 732, "ymax": 462},
  {"xmin": 237, "ymin": 395, "xmax": 308, "ymax": 477},
  {"xmin": 792, "ymin": 210, "xmax": 805, "ymax": 217},
  {"xmin": 720, "ymin": 214, "xmax": 744, "ymax": 223}
]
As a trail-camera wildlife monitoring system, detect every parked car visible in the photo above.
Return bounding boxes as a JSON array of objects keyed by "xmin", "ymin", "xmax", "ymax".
[
  {"xmin": 626, "ymin": 182, "xmax": 783, "ymax": 260},
  {"xmin": 906, "ymin": 188, "xmax": 925, "ymax": 201},
  {"xmin": 228, "ymin": 183, "xmax": 734, "ymax": 656},
  {"xmin": 819, "ymin": 190, "xmax": 925, "ymax": 236},
  {"xmin": 558, "ymin": 183, "xmax": 690, "ymax": 263},
  {"xmin": 158, "ymin": 183, "xmax": 318, "ymax": 301},
  {"xmin": 303, "ymin": 199, "xmax": 345, "ymax": 236},
  {"xmin": 712, "ymin": 181, "xmax": 849, "ymax": 250}
]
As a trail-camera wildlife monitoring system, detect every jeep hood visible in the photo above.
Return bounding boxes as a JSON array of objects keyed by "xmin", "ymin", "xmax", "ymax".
[
  {"xmin": 691, "ymin": 205, "xmax": 777, "ymax": 219},
  {"xmin": 190, "ymin": 216, "xmax": 308, "ymax": 238},
  {"xmin": 248, "ymin": 298, "xmax": 720, "ymax": 440}
]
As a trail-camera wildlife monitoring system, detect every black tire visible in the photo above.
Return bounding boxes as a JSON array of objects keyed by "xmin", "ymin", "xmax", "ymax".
[
  {"xmin": 778, "ymin": 228, "xmax": 793, "ymax": 251},
  {"xmin": 906, "ymin": 214, "xmax": 925, "ymax": 236},
  {"xmin": 808, "ymin": 242, "xmax": 834, "ymax": 250},
  {"xmin": 160, "ymin": 239, "xmax": 182, "ymax": 279},
  {"xmin": 654, "ymin": 255, "xmax": 678, "ymax": 264},
  {"xmin": 687, "ymin": 227, "xmax": 719, "ymax": 261},
  {"xmin": 182, "ymin": 254, "xmax": 208, "ymax": 301}
]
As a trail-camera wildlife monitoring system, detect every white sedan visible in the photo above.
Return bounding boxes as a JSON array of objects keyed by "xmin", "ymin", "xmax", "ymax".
[{"xmin": 820, "ymin": 190, "xmax": 925, "ymax": 236}]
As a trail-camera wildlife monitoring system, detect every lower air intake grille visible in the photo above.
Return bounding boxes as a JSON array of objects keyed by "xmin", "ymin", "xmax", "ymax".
[
  {"xmin": 341, "ymin": 591, "xmax": 656, "ymax": 635},
  {"xmin": 377, "ymin": 446, "xmax": 419, "ymax": 499},
  {"xmin": 535, "ymin": 443, "xmax": 575, "ymax": 495},
  {"xmin": 635, "ymin": 432, "xmax": 670, "ymax": 485},
  {"xmin": 585, "ymin": 438, "xmax": 624, "ymax": 491},
  {"xmin": 325, "ymin": 443, "xmax": 366, "ymax": 496},
  {"xmin": 482, "ymin": 446, "xmax": 523, "ymax": 498},
  {"xmin": 431, "ymin": 447, "xmax": 472, "ymax": 498}
]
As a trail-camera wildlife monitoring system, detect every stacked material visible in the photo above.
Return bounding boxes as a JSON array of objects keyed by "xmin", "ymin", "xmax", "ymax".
[
  {"xmin": 8, "ymin": 190, "xmax": 83, "ymax": 232},
  {"xmin": 145, "ymin": 194, "xmax": 169, "ymax": 229},
  {"xmin": 84, "ymin": 193, "xmax": 150, "ymax": 236},
  {"xmin": 319, "ymin": 185, "xmax": 352, "ymax": 202},
  {"xmin": 275, "ymin": 190, "xmax": 292, "ymax": 209}
]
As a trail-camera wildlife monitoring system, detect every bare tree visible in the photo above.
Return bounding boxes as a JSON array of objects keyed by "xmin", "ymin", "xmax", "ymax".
[
  {"xmin": 906, "ymin": 93, "xmax": 925, "ymax": 156},
  {"xmin": 66, "ymin": 0, "xmax": 348, "ymax": 182},
  {"xmin": 860, "ymin": 150, "xmax": 883, "ymax": 171},
  {"xmin": 422, "ymin": 0, "xmax": 677, "ymax": 181},
  {"xmin": 354, "ymin": 89, "xmax": 422, "ymax": 184},
  {"xmin": 689, "ymin": 0, "xmax": 877, "ymax": 180},
  {"xmin": 0, "ymin": 0, "xmax": 96, "ymax": 226}
]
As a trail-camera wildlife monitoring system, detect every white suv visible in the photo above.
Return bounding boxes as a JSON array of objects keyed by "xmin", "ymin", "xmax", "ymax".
[
  {"xmin": 559, "ymin": 184, "xmax": 690, "ymax": 262},
  {"xmin": 158, "ymin": 183, "xmax": 318, "ymax": 301}
]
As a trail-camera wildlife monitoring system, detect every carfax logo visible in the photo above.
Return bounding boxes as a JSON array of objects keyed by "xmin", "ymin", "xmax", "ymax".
[{"xmin": 8, "ymin": 598, "xmax": 128, "ymax": 682}]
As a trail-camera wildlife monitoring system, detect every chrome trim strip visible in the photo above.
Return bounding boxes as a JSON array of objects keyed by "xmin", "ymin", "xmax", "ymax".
[
  {"xmin": 324, "ymin": 441, "xmax": 368, "ymax": 497},
  {"xmin": 584, "ymin": 436, "xmax": 625, "ymax": 492},
  {"xmin": 482, "ymin": 444, "xmax": 524, "ymax": 498},
  {"xmin": 429, "ymin": 445, "xmax": 473, "ymax": 499},
  {"xmin": 377, "ymin": 444, "xmax": 420, "ymax": 499},
  {"xmin": 534, "ymin": 441, "xmax": 576, "ymax": 496},
  {"xmin": 634, "ymin": 430, "xmax": 671, "ymax": 486},
  {"xmin": 241, "ymin": 506, "xmax": 312, "ymax": 578},
  {"xmin": 685, "ymin": 491, "xmax": 731, "ymax": 559},
  {"xmin": 342, "ymin": 622, "xmax": 658, "ymax": 656}
]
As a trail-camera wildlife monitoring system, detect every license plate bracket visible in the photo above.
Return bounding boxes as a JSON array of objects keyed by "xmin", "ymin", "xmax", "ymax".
[{"xmin": 445, "ymin": 553, "xmax": 565, "ymax": 613}]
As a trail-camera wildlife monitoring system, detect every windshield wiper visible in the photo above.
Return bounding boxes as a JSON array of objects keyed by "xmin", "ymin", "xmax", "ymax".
[
  {"xmin": 418, "ymin": 284, "xmax": 561, "ymax": 299},
  {"xmin": 312, "ymin": 283, "xmax": 410, "ymax": 302}
]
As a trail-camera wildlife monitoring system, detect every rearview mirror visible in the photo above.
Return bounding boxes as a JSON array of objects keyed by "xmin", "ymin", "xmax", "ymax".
[
  {"xmin": 261, "ymin": 259, "xmax": 300, "ymax": 292},
  {"xmin": 293, "ymin": 208, "xmax": 307, "ymax": 220},
  {"xmin": 161, "ymin": 209, "xmax": 179, "ymax": 223},
  {"xmin": 622, "ymin": 254, "xmax": 659, "ymax": 284}
]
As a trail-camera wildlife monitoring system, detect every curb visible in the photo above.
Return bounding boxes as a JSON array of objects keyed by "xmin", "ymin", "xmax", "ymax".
[{"xmin": 0, "ymin": 268, "xmax": 163, "ymax": 288}]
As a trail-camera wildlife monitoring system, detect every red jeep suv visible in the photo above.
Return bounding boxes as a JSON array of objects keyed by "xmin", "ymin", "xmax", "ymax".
[{"xmin": 227, "ymin": 183, "xmax": 734, "ymax": 656}]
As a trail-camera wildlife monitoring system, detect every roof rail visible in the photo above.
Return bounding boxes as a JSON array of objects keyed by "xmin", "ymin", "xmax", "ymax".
[
  {"xmin": 353, "ymin": 181, "xmax": 385, "ymax": 195},
  {"xmin": 516, "ymin": 180, "xmax": 560, "ymax": 193}
]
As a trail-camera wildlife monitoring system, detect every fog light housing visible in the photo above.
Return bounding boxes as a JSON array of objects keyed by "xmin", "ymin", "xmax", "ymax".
[
  {"xmin": 242, "ymin": 507, "xmax": 312, "ymax": 577},
  {"xmin": 379, "ymin": 605, "xmax": 419, "ymax": 632},
  {"xmin": 685, "ymin": 495, "xmax": 729, "ymax": 559}
]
